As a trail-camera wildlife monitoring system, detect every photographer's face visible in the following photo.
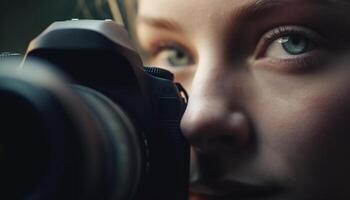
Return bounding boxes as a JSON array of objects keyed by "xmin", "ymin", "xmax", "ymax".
[{"xmin": 137, "ymin": 0, "xmax": 350, "ymax": 199}]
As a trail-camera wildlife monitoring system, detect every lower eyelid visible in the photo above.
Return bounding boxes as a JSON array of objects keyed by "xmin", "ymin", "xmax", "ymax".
[{"xmin": 251, "ymin": 50, "xmax": 327, "ymax": 73}]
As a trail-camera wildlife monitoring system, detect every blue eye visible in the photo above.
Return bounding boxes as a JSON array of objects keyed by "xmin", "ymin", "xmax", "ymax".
[
  {"xmin": 262, "ymin": 26, "xmax": 323, "ymax": 59},
  {"xmin": 165, "ymin": 48, "xmax": 192, "ymax": 66},
  {"xmin": 150, "ymin": 43, "xmax": 194, "ymax": 68},
  {"xmin": 279, "ymin": 35, "xmax": 315, "ymax": 55}
]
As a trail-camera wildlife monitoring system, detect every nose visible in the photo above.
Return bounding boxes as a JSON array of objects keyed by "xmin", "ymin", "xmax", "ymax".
[{"xmin": 181, "ymin": 66, "xmax": 253, "ymax": 154}]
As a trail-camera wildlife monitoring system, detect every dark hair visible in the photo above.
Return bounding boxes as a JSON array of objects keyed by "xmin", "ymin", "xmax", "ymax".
[
  {"xmin": 77, "ymin": 0, "xmax": 114, "ymax": 19},
  {"xmin": 113, "ymin": 0, "xmax": 148, "ymax": 58},
  {"xmin": 112, "ymin": 0, "xmax": 137, "ymax": 30},
  {"xmin": 0, "ymin": 0, "xmax": 114, "ymax": 53}
]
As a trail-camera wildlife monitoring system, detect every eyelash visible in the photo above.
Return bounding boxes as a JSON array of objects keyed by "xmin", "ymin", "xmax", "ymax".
[
  {"xmin": 146, "ymin": 41, "xmax": 195, "ymax": 67},
  {"xmin": 258, "ymin": 26, "xmax": 326, "ymax": 56},
  {"xmin": 150, "ymin": 41, "xmax": 188, "ymax": 56},
  {"xmin": 254, "ymin": 25, "xmax": 328, "ymax": 72}
]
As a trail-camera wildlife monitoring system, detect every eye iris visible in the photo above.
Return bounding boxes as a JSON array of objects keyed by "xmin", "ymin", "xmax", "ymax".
[
  {"xmin": 280, "ymin": 35, "xmax": 311, "ymax": 55},
  {"xmin": 167, "ymin": 49, "xmax": 189, "ymax": 66}
]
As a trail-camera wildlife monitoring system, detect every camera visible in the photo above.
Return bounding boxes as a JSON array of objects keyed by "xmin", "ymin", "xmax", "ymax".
[{"xmin": 0, "ymin": 20, "xmax": 189, "ymax": 200}]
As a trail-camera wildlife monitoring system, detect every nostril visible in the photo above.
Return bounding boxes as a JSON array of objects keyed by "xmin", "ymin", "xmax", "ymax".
[
  {"xmin": 208, "ymin": 134, "xmax": 238, "ymax": 147},
  {"xmin": 199, "ymin": 134, "xmax": 247, "ymax": 154},
  {"xmin": 181, "ymin": 110, "xmax": 253, "ymax": 153}
]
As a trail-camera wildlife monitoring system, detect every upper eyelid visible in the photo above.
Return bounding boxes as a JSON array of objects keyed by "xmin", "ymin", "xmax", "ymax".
[
  {"xmin": 152, "ymin": 42, "xmax": 187, "ymax": 54},
  {"xmin": 263, "ymin": 26, "xmax": 327, "ymax": 45},
  {"xmin": 255, "ymin": 25, "xmax": 328, "ymax": 58},
  {"xmin": 150, "ymin": 40, "xmax": 197, "ymax": 62}
]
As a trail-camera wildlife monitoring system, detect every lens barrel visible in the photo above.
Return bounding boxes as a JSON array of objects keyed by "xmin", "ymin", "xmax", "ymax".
[
  {"xmin": 0, "ymin": 61, "xmax": 144, "ymax": 200},
  {"xmin": 0, "ymin": 84, "xmax": 51, "ymax": 199}
]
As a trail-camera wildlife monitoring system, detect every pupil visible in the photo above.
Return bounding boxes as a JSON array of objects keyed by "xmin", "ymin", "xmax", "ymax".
[
  {"xmin": 291, "ymin": 38, "xmax": 301, "ymax": 45},
  {"xmin": 282, "ymin": 35, "xmax": 309, "ymax": 55},
  {"xmin": 168, "ymin": 49, "xmax": 187, "ymax": 66},
  {"xmin": 176, "ymin": 50, "xmax": 184, "ymax": 59}
]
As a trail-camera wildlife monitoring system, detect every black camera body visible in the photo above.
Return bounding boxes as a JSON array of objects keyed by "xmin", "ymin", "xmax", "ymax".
[{"xmin": 0, "ymin": 20, "xmax": 189, "ymax": 200}]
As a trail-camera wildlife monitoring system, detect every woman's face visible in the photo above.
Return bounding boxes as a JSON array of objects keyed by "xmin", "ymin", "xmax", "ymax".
[{"xmin": 136, "ymin": 0, "xmax": 350, "ymax": 199}]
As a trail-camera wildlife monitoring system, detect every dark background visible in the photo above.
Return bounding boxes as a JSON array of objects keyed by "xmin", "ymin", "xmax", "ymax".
[{"xmin": 0, "ymin": 0, "xmax": 113, "ymax": 53}]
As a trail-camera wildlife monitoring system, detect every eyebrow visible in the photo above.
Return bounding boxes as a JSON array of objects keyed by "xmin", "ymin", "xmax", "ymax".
[
  {"xmin": 251, "ymin": 0, "xmax": 350, "ymax": 10},
  {"xmin": 242, "ymin": 0, "xmax": 350, "ymax": 16},
  {"xmin": 137, "ymin": 16, "xmax": 183, "ymax": 32}
]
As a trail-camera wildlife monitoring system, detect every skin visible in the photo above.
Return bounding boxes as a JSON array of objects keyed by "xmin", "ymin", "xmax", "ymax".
[{"xmin": 136, "ymin": 0, "xmax": 350, "ymax": 199}]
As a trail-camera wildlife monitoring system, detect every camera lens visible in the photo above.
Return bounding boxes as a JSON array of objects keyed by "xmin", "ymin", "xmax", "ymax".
[
  {"xmin": 0, "ymin": 63, "xmax": 145, "ymax": 200},
  {"xmin": 0, "ymin": 76, "xmax": 75, "ymax": 200},
  {"xmin": 74, "ymin": 85, "xmax": 144, "ymax": 200},
  {"xmin": 0, "ymin": 87, "xmax": 50, "ymax": 199}
]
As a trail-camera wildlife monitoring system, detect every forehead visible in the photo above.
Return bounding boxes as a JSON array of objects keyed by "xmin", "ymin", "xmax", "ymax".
[
  {"xmin": 138, "ymin": 0, "xmax": 247, "ymax": 17},
  {"xmin": 137, "ymin": 0, "xmax": 350, "ymax": 37},
  {"xmin": 138, "ymin": 0, "xmax": 349, "ymax": 15}
]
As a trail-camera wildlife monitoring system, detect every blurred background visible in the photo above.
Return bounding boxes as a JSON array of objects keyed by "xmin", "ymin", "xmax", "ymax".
[{"xmin": 0, "ymin": 0, "xmax": 116, "ymax": 53}]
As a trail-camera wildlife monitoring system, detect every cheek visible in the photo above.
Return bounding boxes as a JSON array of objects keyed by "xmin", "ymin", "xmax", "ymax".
[
  {"xmin": 258, "ymin": 88, "xmax": 350, "ymax": 160},
  {"xmin": 252, "ymin": 68, "xmax": 350, "ymax": 189},
  {"xmin": 173, "ymin": 67, "xmax": 196, "ymax": 93}
]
